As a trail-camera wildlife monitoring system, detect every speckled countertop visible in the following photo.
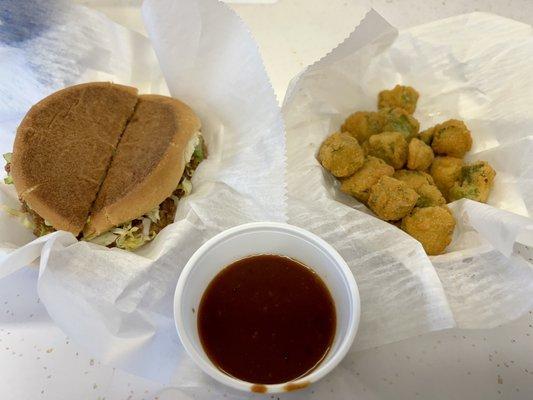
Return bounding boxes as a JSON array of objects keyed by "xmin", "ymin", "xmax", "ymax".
[{"xmin": 2, "ymin": 1, "xmax": 533, "ymax": 399}]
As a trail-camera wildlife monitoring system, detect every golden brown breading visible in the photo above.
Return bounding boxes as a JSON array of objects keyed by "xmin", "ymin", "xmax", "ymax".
[
  {"xmin": 430, "ymin": 156, "xmax": 463, "ymax": 200},
  {"xmin": 393, "ymin": 169, "xmax": 435, "ymax": 191},
  {"xmin": 318, "ymin": 132, "xmax": 365, "ymax": 177},
  {"xmin": 340, "ymin": 156, "xmax": 394, "ymax": 203},
  {"xmin": 363, "ymin": 131, "xmax": 408, "ymax": 170},
  {"xmin": 341, "ymin": 111, "xmax": 386, "ymax": 143},
  {"xmin": 418, "ymin": 127, "xmax": 434, "ymax": 145},
  {"xmin": 430, "ymin": 119, "xmax": 473, "ymax": 158},
  {"xmin": 393, "ymin": 170, "xmax": 443, "ymax": 207},
  {"xmin": 416, "ymin": 183, "xmax": 446, "ymax": 207},
  {"xmin": 379, "ymin": 107, "xmax": 420, "ymax": 139},
  {"xmin": 448, "ymin": 161, "xmax": 496, "ymax": 203},
  {"xmin": 378, "ymin": 85, "xmax": 419, "ymax": 114},
  {"xmin": 368, "ymin": 176, "xmax": 419, "ymax": 221},
  {"xmin": 407, "ymin": 138, "xmax": 434, "ymax": 171},
  {"xmin": 401, "ymin": 206, "xmax": 456, "ymax": 255}
]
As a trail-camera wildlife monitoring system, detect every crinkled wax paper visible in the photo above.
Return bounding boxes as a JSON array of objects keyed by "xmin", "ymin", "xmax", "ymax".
[
  {"xmin": 1, "ymin": 2, "xmax": 533, "ymax": 398},
  {"xmin": 155, "ymin": 10, "xmax": 533, "ymax": 400},
  {"xmin": 0, "ymin": 0, "xmax": 285, "ymax": 382},
  {"xmin": 283, "ymin": 10, "xmax": 533, "ymax": 355}
]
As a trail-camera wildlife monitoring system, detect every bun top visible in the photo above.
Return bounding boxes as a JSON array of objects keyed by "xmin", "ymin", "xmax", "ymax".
[
  {"xmin": 11, "ymin": 82, "xmax": 138, "ymax": 235},
  {"xmin": 84, "ymin": 94, "xmax": 201, "ymax": 236}
]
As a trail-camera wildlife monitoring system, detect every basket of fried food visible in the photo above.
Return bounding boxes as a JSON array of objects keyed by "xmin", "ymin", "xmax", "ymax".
[{"xmin": 318, "ymin": 85, "xmax": 496, "ymax": 255}]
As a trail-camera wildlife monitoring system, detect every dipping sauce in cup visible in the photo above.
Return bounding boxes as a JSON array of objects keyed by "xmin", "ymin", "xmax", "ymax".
[
  {"xmin": 174, "ymin": 222, "xmax": 360, "ymax": 394},
  {"xmin": 198, "ymin": 255, "xmax": 336, "ymax": 385}
]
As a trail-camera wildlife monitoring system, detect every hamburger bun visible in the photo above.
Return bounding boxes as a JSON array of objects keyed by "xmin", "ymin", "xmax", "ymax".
[
  {"xmin": 84, "ymin": 94, "xmax": 201, "ymax": 236},
  {"xmin": 10, "ymin": 82, "xmax": 138, "ymax": 235}
]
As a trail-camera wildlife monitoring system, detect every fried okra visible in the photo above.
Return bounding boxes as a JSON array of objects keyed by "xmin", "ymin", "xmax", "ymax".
[
  {"xmin": 416, "ymin": 184, "xmax": 446, "ymax": 207},
  {"xmin": 448, "ymin": 161, "xmax": 496, "ymax": 203},
  {"xmin": 378, "ymin": 85, "xmax": 419, "ymax": 114},
  {"xmin": 430, "ymin": 119, "xmax": 473, "ymax": 158},
  {"xmin": 380, "ymin": 107, "xmax": 420, "ymax": 139},
  {"xmin": 418, "ymin": 127, "xmax": 434, "ymax": 145},
  {"xmin": 340, "ymin": 156, "xmax": 394, "ymax": 203},
  {"xmin": 363, "ymin": 131, "xmax": 408, "ymax": 169},
  {"xmin": 368, "ymin": 176, "xmax": 419, "ymax": 221},
  {"xmin": 341, "ymin": 111, "xmax": 386, "ymax": 143},
  {"xmin": 393, "ymin": 170, "xmax": 444, "ymax": 207},
  {"xmin": 401, "ymin": 206, "xmax": 456, "ymax": 255},
  {"xmin": 317, "ymin": 85, "xmax": 496, "ymax": 256},
  {"xmin": 430, "ymin": 156, "xmax": 463, "ymax": 200},
  {"xmin": 393, "ymin": 169, "xmax": 435, "ymax": 191},
  {"xmin": 318, "ymin": 132, "xmax": 365, "ymax": 177},
  {"xmin": 407, "ymin": 138, "xmax": 434, "ymax": 171}
]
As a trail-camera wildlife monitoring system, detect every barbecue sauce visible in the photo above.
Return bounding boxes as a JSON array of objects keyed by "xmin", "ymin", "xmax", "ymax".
[{"xmin": 198, "ymin": 255, "xmax": 336, "ymax": 384}]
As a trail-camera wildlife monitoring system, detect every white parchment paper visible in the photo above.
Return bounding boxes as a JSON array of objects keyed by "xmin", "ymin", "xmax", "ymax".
[
  {"xmin": 1, "ymin": 2, "xmax": 533, "ymax": 398},
  {"xmin": 0, "ymin": 0, "xmax": 285, "ymax": 383},
  {"xmin": 283, "ymin": 9, "xmax": 533, "ymax": 354},
  {"xmin": 155, "ymin": 10, "xmax": 533, "ymax": 400}
]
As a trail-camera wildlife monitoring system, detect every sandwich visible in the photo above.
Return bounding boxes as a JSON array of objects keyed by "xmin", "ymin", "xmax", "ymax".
[{"xmin": 3, "ymin": 82, "xmax": 205, "ymax": 250}]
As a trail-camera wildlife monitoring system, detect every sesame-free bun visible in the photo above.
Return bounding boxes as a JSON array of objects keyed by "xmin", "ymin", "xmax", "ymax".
[
  {"xmin": 11, "ymin": 82, "xmax": 138, "ymax": 235},
  {"xmin": 84, "ymin": 94, "xmax": 201, "ymax": 236}
]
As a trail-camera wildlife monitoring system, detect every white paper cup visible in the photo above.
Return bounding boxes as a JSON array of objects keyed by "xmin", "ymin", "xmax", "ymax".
[{"xmin": 174, "ymin": 222, "xmax": 360, "ymax": 394}]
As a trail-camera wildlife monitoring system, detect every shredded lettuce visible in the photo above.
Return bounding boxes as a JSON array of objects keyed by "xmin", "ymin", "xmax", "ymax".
[
  {"xmin": 170, "ymin": 194, "xmax": 181, "ymax": 207},
  {"xmin": 3, "ymin": 152, "xmax": 13, "ymax": 185},
  {"xmin": 112, "ymin": 223, "xmax": 149, "ymax": 251},
  {"xmin": 145, "ymin": 207, "xmax": 160, "ymax": 223},
  {"xmin": 178, "ymin": 178, "xmax": 192, "ymax": 196},
  {"xmin": 0, "ymin": 204, "xmax": 34, "ymax": 230},
  {"xmin": 36, "ymin": 225, "xmax": 52, "ymax": 237},
  {"xmin": 141, "ymin": 217, "xmax": 151, "ymax": 236},
  {"xmin": 87, "ymin": 211, "xmax": 159, "ymax": 251},
  {"xmin": 22, "ymin": 217, "xmax": 34, "ymax": 230},
  {"xmin": 1, "ymin": 204, "xmax": 25, "ymax": 218},
  {"xmin": 87, "ymin": 231, "xmax": 117, "ymax": 247},
  {"xmin": 193, "ymin": 137, "xmax": 205, "ymax": 161}
]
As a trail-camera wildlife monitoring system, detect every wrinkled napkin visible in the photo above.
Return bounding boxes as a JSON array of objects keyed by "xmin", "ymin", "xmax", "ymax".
[{"xmin": 0, "ymin": 0, "xmax": 285, "ymax": 382}]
